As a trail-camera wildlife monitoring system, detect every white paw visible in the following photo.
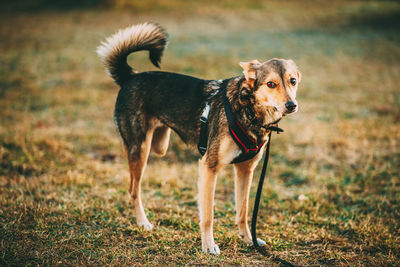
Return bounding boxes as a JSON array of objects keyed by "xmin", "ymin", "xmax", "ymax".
[
  {"xmin": 138, "ymin": 221, "xmax": 153, "ymax": 230},
  {"xmin": 203, "ymin": 244, "xmax": 220, "ymax": 255},
  {"xmin": 256, "ymin": 238, "xmax": 266, "ymax": 246}
]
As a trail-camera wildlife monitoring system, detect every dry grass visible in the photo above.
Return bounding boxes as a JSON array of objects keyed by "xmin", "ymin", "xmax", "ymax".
[{"xmin": 1, "ymin": 0, "xmax": 399, "ymax": 265}]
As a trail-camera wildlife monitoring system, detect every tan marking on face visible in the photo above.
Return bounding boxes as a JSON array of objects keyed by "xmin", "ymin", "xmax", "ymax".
[
  {"xmin": 282, "ymin": 60, "xmax": 301, "ymax": 113},
  {"xmin": 253, "ymin": 58, "xmax": 301, "ymax": 124},
  {"xmin": 256, "ymin": 73, "xmax": 286, "ymax": 108}
]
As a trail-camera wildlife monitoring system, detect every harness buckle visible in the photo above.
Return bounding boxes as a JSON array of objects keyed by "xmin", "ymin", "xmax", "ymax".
[{"xmin": 200, "ymin": 103, "xmax": 210, "ymax": 123}]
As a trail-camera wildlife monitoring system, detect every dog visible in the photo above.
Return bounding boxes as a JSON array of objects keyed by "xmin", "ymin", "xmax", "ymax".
[{"xmin": 97, "ymin": 23, "xmax": 301, "ymax": 254}]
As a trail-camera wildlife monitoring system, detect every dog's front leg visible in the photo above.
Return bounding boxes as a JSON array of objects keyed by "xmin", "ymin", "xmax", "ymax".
[
  {"xmin": 233, "ymin": 157, "xmax": 266, "ymax": 246},
  {"xmin": 198, "ymin": 157, "xmax": 221, "ymax": 254}
]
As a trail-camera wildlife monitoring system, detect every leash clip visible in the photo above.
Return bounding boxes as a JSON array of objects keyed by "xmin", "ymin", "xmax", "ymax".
[
  {"xmin": 268, "ymin": 125, "xmax": 284, "ymax": 133},
  {"xmin": 262, "ymin": 124, "xmax": 284, "ymax": 134}
]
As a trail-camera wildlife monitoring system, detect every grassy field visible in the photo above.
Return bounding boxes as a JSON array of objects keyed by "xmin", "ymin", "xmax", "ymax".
[{"xmin": 1, "ymin": 0, "xmax": 399, "ymax": 265}]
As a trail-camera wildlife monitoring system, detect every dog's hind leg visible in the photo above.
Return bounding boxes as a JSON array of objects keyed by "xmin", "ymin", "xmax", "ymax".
[
  {"xmin": 118, "ymin": 114, "xmax": 156, "ymax": 230},
  {"xmin": 128, "ymin": 131, "xmax": 154, "ymax": 230},
  {"xmin": 151, "ymin": 125, "xmax": 171, "ymax": 156},
  {"xmin": 233, "ymin": 156, "xmax": 266, "ymax": 246}
]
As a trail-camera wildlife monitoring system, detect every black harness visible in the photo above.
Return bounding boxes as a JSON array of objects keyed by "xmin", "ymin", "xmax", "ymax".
[{"xmin": 198, "ymin": 80, "xmax": 265, "ymax": 163}]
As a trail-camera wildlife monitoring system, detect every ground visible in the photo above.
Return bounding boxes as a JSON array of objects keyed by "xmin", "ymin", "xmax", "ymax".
[{"xmin": 0, "ymin": 0, "xmax": 399, "ymax": 266}]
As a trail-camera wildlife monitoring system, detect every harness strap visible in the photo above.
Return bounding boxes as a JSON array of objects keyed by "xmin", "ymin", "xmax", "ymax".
[
  {"xmin": 198, "ymin": 103, "xmax": 210, "ymax": 155},
  {"xmin": 198, "ymin": 87, "xmax": 220, "ymax": 156},
  {"xmin": 221, "ymin": 82, "xmax": 264, "ymax": 163}
]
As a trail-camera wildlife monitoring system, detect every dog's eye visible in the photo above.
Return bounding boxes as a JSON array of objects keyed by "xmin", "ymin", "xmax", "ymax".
[
  {"xmin": 266, "ymin": 81, "xmax": 276, "ymax": 88},
  {"xmin": 290, "ymin": 78, "xmax": 296, "ymax": 86}
]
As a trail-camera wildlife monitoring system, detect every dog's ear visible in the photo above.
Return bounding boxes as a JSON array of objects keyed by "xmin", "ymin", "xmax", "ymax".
[
  {"xmin": 239, "ymin": 59, "xmax": 261, "ymax": 87},
  {"xmin": 297, "ymin": 71, "xmax": 302, "ymax": 83}
]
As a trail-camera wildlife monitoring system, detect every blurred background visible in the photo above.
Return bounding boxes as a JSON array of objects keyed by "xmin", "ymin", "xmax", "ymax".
[{"xmin": 0, "ymin": 0, "xmax": 399, "ymax": 265}]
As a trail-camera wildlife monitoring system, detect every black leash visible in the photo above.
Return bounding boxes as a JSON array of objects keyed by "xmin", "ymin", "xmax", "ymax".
[{"xmin": 251, "ymin": 127, "xmax": 295, "ymax": 267}]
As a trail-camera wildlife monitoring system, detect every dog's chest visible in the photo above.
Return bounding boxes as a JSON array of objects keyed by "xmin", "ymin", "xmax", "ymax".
[{"xmin": 218, "ymin": 135, "xmax": 242, "ymax": 165}]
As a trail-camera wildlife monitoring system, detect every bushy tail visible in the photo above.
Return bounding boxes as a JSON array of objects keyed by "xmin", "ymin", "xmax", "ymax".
[{"xmin": 96, "ymin": 22, "xmax": 168, "ymax": 86}]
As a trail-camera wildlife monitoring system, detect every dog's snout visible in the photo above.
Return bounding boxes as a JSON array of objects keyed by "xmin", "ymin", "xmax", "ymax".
[{"xmin": 285, "ymin": 101, "xmax": 297, "ymax": 112}]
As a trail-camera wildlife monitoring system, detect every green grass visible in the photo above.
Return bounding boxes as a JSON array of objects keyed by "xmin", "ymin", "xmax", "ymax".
[{"xmin": 1, "ymin": 0, "xmax": 400, "ymax": 265}]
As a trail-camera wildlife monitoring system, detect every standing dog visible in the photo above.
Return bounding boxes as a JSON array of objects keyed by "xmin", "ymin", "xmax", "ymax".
[{"xmin": 97, "ymin": 23, "xmax": 301, "ymax": 254}]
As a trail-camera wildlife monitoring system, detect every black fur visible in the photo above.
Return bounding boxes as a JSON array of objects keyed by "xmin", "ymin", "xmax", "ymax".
[{"xmin": 115, "ymin": 72, "xmax": 212, "ymax": 149}]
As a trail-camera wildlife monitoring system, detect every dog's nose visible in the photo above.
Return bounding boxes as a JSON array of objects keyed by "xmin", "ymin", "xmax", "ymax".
[{"xmin": 285, "ymin": 101, "xmax": 297, "ymax": 112}]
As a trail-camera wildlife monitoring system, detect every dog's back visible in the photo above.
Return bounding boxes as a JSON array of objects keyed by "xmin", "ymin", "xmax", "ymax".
[{"xmin": 116, "ymin": 71, "xmax": 208, "ymax": 144}]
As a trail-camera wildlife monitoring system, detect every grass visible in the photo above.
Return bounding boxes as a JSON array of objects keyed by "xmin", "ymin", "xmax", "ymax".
[{"xmin": 1, "ymin": 0, "xmax": 399, "ymax": 265}]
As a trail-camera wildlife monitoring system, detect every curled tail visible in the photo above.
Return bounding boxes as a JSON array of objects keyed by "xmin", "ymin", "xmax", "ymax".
[{"xmin": 96, "ymin": 23, "xmax": 168, "ymax": 86}]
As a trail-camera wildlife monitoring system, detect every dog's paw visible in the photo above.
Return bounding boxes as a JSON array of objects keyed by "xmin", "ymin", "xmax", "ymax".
[
  {"xmin": 256, "ymin": 238, "xmax": 266, "ymax": 246},
  {"xmin": 138, "ymin": 221, "xmax": 154, "ymax": 231},
  {"xmin": 239, "ymin": 234, "xmax": 266, "ymax": 246},
  {"xmin": 202, "ymin": 244, "xmax": 220, "ymax": 255}
]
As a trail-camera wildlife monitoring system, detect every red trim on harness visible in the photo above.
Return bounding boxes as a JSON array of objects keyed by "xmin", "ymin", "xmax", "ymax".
[
  {"xmin": 246, "ymin": 141, "xmax": 264, "ymax": 151},
  {"xmin": 248, "ymin": 146, "xmax": 262, "ymax": 151},
  {"xmin": 230, "ymin": 128, "xmax": 265, "ymax": 156},
  {"xmin": 230, "ymin": 129, "xmax": 248, "ymax": 154},
  {"xmin": 235, "ymin": 121, "xmax": 256, "ymax": 143}
]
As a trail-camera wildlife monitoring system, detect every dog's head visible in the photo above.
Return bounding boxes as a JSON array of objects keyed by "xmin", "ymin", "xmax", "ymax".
[{"xmin": 239, "ymin": 58, "xmax": 301, "ymax": 126}]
